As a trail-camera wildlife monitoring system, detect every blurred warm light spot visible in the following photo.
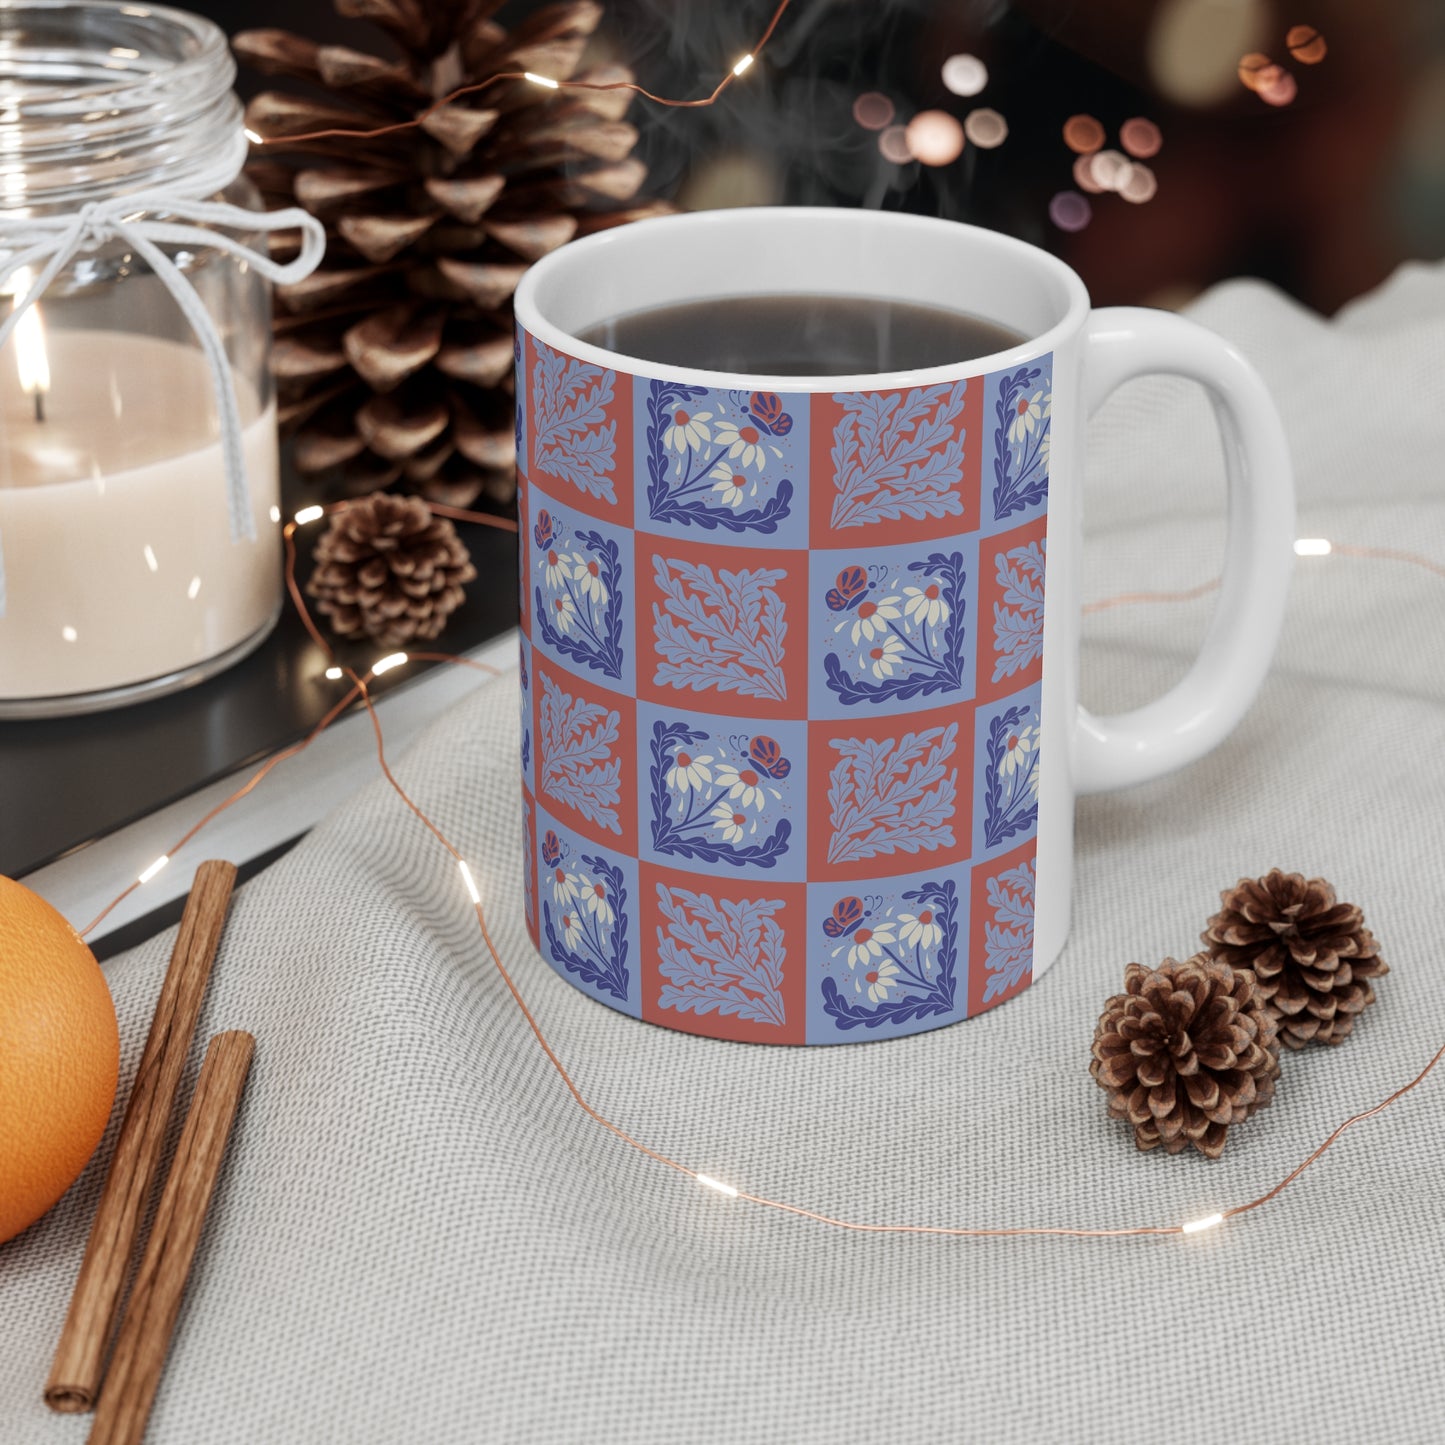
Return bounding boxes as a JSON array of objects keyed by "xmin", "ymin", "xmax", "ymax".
[
  {"xmin": 852, "ymin": 92, "xmax": 895, "ymax": 131},
  {"xmin": 1120, "ymin": 118, "xmax": 1162, "ymax": 159},
  {"xmin": 677, "ymin": 151, "xmax": 782, "ymax": 210},
  {"xmin": 1049, "ymin": 191, "xmax": 1092, "ymax": 232},
  {"xmin": 878, "ymin": 125, "xmax": 913, "ymax": 163},
  {"xmin": 1063, "ymin": 114, "xmax": 1105, "ymax": 154},
  {"xmin": 1237, "ymin": 52, "xmax": 1273, "ymax": 91},
  {"xmin": 1257, "ymin": 67, "xmax": 1298, "ymax": 106},
  {"xmin": 1119, "ymin": 163, "xmax": 1159, "ymax": 203},
  {"xmin": 963, "ymin": 107, "xmax": 1008, "ymax": 149},
  {"xmin": 1088, "ymin": 149, "xmax": 1132, "ymax": 192},
  {"xmin": 941, "ymin": 53, "xmax": 988, "ymax": 97},
  {"xmin": 1149, "ymin": 0, "xmax": 1269, "ymax": 107},
  {"xmin": 905, "ymin": 109, "xmax": 965, "ymax": 166},
  {"xmin": 1286, "ymin": 24, "xmax": 1327, "ymax": 64},
  {"xmin": 1073, "ymin": 154, "xmax": 1105, "ymax": 194}
]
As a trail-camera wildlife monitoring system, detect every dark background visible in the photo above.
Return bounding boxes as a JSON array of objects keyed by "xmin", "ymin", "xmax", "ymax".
[{"xmin": 204, "ymin": 0, "xmax": 1445, "ymax": 316}]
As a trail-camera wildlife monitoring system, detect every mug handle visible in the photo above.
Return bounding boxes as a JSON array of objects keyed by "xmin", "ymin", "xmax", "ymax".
[{"xmin": 1074, "ymin": 307, "xmax": 1295, "ymax": 794}]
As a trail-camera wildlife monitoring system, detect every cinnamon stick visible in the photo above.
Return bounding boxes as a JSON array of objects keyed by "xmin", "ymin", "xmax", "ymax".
[
  {"xmin": 87, "ymin": 1032, "xmax": 255, "ymax": 1445},
  {"xmin": 46, "ymin": 860, "xmax": 238, "ymax": 1413}
]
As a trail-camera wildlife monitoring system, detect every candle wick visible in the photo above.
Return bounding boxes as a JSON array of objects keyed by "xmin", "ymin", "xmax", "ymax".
[{"xmin": 33, "ymin": 390, "xmax": 44, "ymax": 423}]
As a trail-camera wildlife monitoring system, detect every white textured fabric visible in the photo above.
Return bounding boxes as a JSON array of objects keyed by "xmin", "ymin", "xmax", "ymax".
[{"xmin": 3, "ymin": 266, "xmax": 1444, "ymax": 1444}]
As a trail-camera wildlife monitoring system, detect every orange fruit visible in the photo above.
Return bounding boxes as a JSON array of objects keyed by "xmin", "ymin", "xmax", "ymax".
[{"xmin": 0, "ymin": 876, "xmax": 119, "ymax": 1245}]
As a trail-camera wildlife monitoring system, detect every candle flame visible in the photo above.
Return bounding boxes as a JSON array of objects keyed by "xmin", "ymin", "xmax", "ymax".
[{"xmin": 7, "ymin": 267, "xmax": 51, "ymax": 408}]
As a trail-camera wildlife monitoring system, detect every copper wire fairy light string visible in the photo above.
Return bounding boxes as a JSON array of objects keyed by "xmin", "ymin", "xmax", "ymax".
[
  {"xmin": 248, "ymin": 0, "xmax": 796, "ymax": 148},
  {"xmin": 75, "ymin": 498, "xmax": 1445, "ymax": 1241}
]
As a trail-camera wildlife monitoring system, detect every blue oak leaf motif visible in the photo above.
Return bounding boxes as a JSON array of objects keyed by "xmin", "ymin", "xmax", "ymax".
[
  {"xmin": 655, "ymin": 886, "xmax": 788, "ymax": 1026},
  {"xmin": 992, "ymin": 539, "xmax": 1045, "ymax": 682},
  {"xmin": 826, "ymin": 724, "xmax": 957, "ymax": 864},
  {"xmin": 983, "ymin": 858, "xmax": 1035, "ymax": 1002},
  {"xmin": 533, "ymin": 344, "xmax": 617, "ymax": 502},
  {"xmin": 538, "ymin": 673, "xmax": 621, "ymax": 834}
]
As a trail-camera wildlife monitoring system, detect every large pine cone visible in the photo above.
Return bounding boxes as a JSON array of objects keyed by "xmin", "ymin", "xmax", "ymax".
[
  {"xmin": 1202, "ymin": 869, "xmax": 1388, "ymax": 1049},
  {"xmin": 1091, "ymin": 956, "xmax": 1281, "ymax": 1159},
  {"xmin": 235, "ymin": 0, "xmax": 668, "ymax": 509},
  {"xmin": 307, "ymin": 492, "xmax": 477, "ymax": 646}
]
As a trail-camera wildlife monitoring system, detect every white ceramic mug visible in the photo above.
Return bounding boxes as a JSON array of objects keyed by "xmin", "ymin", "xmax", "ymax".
[{"xmin": 514, "ymin": 208, "xmax": 1294, "ymax": 1044}]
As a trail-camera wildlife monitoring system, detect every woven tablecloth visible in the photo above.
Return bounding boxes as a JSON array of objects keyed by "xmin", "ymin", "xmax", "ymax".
[{"xmin": 3, "ymin": 264, "xmax": 1444, "ymax": 1444}]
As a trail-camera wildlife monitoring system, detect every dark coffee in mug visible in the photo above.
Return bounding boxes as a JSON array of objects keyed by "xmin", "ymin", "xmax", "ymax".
[{"xmin": 577, "ymin": 294, "xmax": 1025, "ymax": 374}]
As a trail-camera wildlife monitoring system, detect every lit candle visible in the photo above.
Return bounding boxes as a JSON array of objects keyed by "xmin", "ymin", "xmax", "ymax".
[
  {"xmin": 0, "ymin": 329, "xmax": 280, "ymax": 706},
  {"xmin": 7, "ymin": 268, "xmax": 49, "ymax": 422}
]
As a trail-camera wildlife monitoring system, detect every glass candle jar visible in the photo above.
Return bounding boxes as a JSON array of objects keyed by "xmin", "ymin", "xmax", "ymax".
[{"xmin": 0, "ymin": 1, "xmax": 292, "ymax": 716}]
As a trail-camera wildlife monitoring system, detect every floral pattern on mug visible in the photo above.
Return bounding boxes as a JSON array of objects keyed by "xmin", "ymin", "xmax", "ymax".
[
  {"xmin": 813, "ymin": 876, "xmax": 962, "ymax": 1036},
  {"xmin": 522, "ymin": 786, "xmax": 538, "ymax": 945},
  {"xmin": 969, "ymin": 841, "xmax": 1036, "ymax": 1014},
  {"xmin": 976, "ymin": 515, "xmax": 1047, "ymax": 703},
  {"xmin": 972, "ymin": 685, "xmax": 1042, "ymax": 860},
  {"xmin": 640, "ymin": 710, "xmax": 806, "ymax": 878},
  {"xmin": 640, "ymin": 382, "xmax": 808, "ymax": 545},
  {"xmin": 809, "ymin": 538, "xmax": 979, "ymax": 717},
  {"xmin": 986, "ymin": 365, "xmax": 1051, "ymax": 531},
  {"xmin": 519, "ymin": 637, "xmax": 535, "ymax": 794},
  {"xmin": 530, "ymin": 495, "xmax": 631, "ymax": 687},
  {"xmin": 538, "ymin": 813, "xmax": 638, "ymax": 1012}
]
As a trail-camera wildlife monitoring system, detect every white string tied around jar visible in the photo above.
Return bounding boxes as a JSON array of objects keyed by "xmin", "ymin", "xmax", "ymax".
[{"xmin": 0, "ymin": 148, "xmax": 326, "ymax": 617}]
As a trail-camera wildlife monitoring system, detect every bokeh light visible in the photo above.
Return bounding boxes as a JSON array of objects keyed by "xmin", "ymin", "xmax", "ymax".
[
  {"xmin": 1286, "ymin": 24, "xmax": 1327, "ymax": 64},
  {"xmin": 1257, "ymin": 67, "xmax": 1298, "ymax": 106},
  {"xmin": 878, "ymin": 125, "xmax": 913, "ymax": 163},
  {"xmin": 905, "ymin": 109, "xmax": 965, "ymax": 165},
  {"xmin": 1237, "ymin": 52, "xmax": 1272, "ymax": 91},
  {"xmin": 1119, "ymin": 164, "xmax": 1159, "ymax": 204},
  {"xmin": 941, "ymin": 53, "xmax": 988, "ymax": 97},
  {"xmin": 1049, "ymin": 191, "xmax": 1092, "ymax": 232},
  {"xmin": 1119, "ymin": 118, "xmax": 1163, "ymax": 159},
  {"xmin": 852, "ymin": 92, "xmax": 895, "ymax": 131},
  {"xmin": 1088, "ymin": 148, "xmax": 1132, "ymax": 192},
  {"xmin": 1063, "ymin": 114, "xmax": 1106, "ymax": 154},
  {"xmin": 963, "ymin": 107, "xmax": 1008, "ymax": 149},
  {"xmin": 1072, "ymin": 153, "xmax": 1105, "ymax": 194},
  {"xmin": 1149, "ymin": 0, "xmax": 1269, "ymax": 107}
]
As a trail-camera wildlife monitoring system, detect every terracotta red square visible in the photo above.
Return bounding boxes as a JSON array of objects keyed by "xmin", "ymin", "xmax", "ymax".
[
  {"xmin": 524, "ymin": 330, "xmax": 634, "ymax": 529},
  {"xmin": 516, "ymin": 476, "xmax": 532, "ymax": 637},
  {"xmin": 522, "ymin": 785, "xmax": 539, "ymax": 948},
  {"xmin": 809, "ymin": 379, "xmax": 983, "ymax": 548},
  {"xmin": 975, "ymin": 514, "xmax": 1047, "ymax": 705},
  {"xmin": 967, "ymin": 840, "xmax": 1037, "ymax": 1016},
  {"xmin": 634, "ymin": 533, "xmax": 809, "ymax": 722},
  {"xmin": 640, "ymin": 862, "xmax": 807, "ymax": 1045},
  {"xmin": 531, "ymin": 653, "xmax": 638, "ymax": 855},
  {"xmin": 807, "ymin": 702, "xmax": 974, "ymax": 882}
]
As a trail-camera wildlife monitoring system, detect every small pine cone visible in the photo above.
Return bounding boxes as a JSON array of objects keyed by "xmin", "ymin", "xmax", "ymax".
[
  {"xmin": 307, "ymin": 492, "xmax": 476, "ymax": 647},
  {"xmin": 1202, "ymin": 870, "xmax": 1388, "ymax": 1049},
  {"xmin": 1091, "ymin": 956, "xmax": 1281, "ymax": 1159}
]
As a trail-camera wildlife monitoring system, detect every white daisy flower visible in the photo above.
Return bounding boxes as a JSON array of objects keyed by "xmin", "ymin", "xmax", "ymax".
[
  {"xmin": 711, "ymin": 418, "xmax": 780, "ymax": 472},
  {"xmin": 897, "ymin": 909, "xmax": 943, "ymax": 952},
  {"xmin": 560, "ymin": 909, "xmax": 583, "ymax": 950},
  {"xmin": 712, "ymin": 761, "xmax": 774, "ymax": 812},
  {"xmin": 664, "ymin": 407, "xmax": 712, "ymax": 453},
  {"xmin": 863, "ymin": 634, "xmax": 906, "ymax": 679},
  {"xmin": 549, "ymin": 592, "xmax": 577, "ymax": 634},
  {"xmin": 584, "ymin": 878, "xmax": 615, "ymax": 929},
  {"xmin": 550, "ymin": 867, "xmax": 581, "ymax": 906},
  {"xmin": 572, "ymin": 552, "xmax": 609, "ymax": 606},
  {"xmin": 860, "ymin": 958, "xmax": 902, "ymax": 1003},
  {"xmin": 709, "ymin": 463, "xmax": 757, "ymax": 509},
  {"xmin": 1008, "ymin": 389, "xmax": 1050, "ymax": 445},
  {"xmin": 841, "ymin": 923, "xmax": 895, "ymax": 970},
  {"xmin": 902, "ymin": 582, "xmax": 950, "ymax": 631},
  {"xmin": 543, "ymin": 547, "xmax": 575, "ymax": 589},
  {"xmin": 710, "ymin": 802, "xmax": 753, "ymax": 844},
  {"xmin": 1029, "ymin": 756, "xmax": 1042, "ymax": 798},
  {"xmin": 841, "ymin": 596, "xmax": 902, "ymax": 645},
  {"xmin": 665, "ymin": 748, "xmax": 713, "ymax": 793},
  {"xmin": 1000, "ymin": 725, "xmax": 1036, "ymax": 777}
]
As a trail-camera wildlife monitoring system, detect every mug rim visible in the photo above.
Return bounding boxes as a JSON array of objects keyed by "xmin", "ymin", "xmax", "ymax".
[{"xmin": 514, "ymin": 206, "xmax": 1091, "ymax": 393}]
